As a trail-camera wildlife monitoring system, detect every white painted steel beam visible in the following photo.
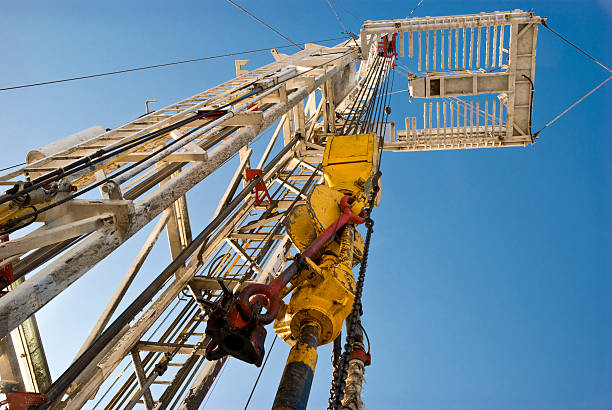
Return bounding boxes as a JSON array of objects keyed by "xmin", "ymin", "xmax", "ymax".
[
  {"xmin": 31, "ymin": 78, "xmax": 343, "ymax": 408},
  {"xmin": 0, "ymin": 49, "xmax": 356, "ymax": 340},
  {"xmin": 0, "ymin": 214, "xmax": 115, "ymax": 259},
  {"xmin": 238, "ymin": 213, "xmax": 284, "ymax": 232},
  {"xmin": 225, "ymin": 238, "xmax": 263, "ymax": 275},
  {"xmin": 178, "ymin": 235, "xmax": 290, "ymax": 409},
  {"xmin": 56, "ymin": 125, "xmax": 319, "ymax": 408},
  {"xmin": 130, "ymin": 349, "xmax": 155, "ymax": 409},
  {"xmin": 229, "ymin": 232, "xmax": 285, "ymax": 241},
  {"xmin": 385, "ymin": 10, "xmax": 541, "ymax": 151},
  {"xmin": 8, "ymin": 47, "xmax": 329, "ymax": 185},
  {"xmin": 212, "ymin": 148, "xmax": 252, "ymax": 219},
  {"xmin": 116, "ymin": 151, "xmax": 208, "ymax": 163},
  {"xmin": 135, "ymin": 342, "xmax": 206, "ymax": 356},
  {"xmin": 74, "ymin": 210, "xmax": 171, "ymax": 360},
  {"xmin": 177, "ymin": 358, "xmax": 227, "ymax": 410}
]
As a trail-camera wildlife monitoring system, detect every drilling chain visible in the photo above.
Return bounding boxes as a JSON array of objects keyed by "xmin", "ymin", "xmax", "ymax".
[{"xmin": 328, "ymin": 185, "xmax": 378, "ymax": 409}]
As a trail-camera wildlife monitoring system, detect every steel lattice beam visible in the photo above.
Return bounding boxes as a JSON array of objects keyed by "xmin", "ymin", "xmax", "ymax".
[{"xmin": 0, "ymin": 11, "xmax": 542, "ymax": 408}]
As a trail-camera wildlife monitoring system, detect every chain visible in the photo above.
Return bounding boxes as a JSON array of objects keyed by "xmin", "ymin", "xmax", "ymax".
[
  {"xmin": 328, "ymin": 43, "xmax": 389, "ymax": 407},
  {"xmin": 327, "ymin": 185, "xmax": 378, "ymax": 410}
]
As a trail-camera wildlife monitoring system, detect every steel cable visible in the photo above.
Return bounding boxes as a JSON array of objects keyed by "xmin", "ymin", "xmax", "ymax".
[
  {"xmin": 226, "ymin": 0, "xmax": 303, "ymax": 50},
  {"xmin": 340, "ymin": 55, "xmax": 382, "ymax": 134},
  {"xmin": 0, "ymin": 52, "xmax": 352, "ymax": 235},
  {"xmin": 363, "ymin": 57, "xmax": 390, "ymax": 132},
  {"xmin": 332, "ymin": 0, "xmax": 362, "ymax": 22},
  {"xmin": 533, "ymin": 75, "xmax": 612, "ymax": 137},
  {"xmin": 244, "ymin": 334, "xmax": 278, "ymax": 409},
  {"xmin": 0, "ymin": 162, "xmax": 26, "ymax": 173},
  {"xmin": 541, "ymin": 20, "xmax": 611, "ymax": 73},
  {"xmin": 361, "ymin": 57, "xmax": 391, "ymax": 133},
  {"xmin": 339, "ymin": 56, "xmax": 376, "ymax": 134},
  {"xmin": 364, "ymin": 58, "xmax": 392, "ymax": 134},
  {"xmin": 0, "ymin": 38, "xmax": 349, "ymax": 92},
  {"xmin": 348, "ymin": 55, "xmax": 386, "ymax": 134},
  {"xmin": 360, "ymin": 58, "xmax": 388, "ymax": 133},
  {"xmin": 326, "ymin": 0, "xmax": 349, "ymax": 35},
  {"xmin": 328, "ymin": 55, "xmax": 393, "ymax": 409},
  {"xmin": 371, "ymin": 59, "xmax": 394, "ymax": 136}
]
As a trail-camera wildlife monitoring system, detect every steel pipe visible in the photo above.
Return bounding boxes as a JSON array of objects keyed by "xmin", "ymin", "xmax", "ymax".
[{"xmin": 272, "ymin": 323, "xmax": 321, "ymax": 410}]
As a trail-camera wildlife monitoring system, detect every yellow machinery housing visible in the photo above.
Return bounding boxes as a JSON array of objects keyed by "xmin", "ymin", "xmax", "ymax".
[{"xmin": 273, "ymin": 133, "xmax": 379, "ymax": 347}]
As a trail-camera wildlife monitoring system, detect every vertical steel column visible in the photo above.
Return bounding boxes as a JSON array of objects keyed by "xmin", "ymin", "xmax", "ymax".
[
  {"xmin": 272, "ymin": 323, "xmax": 321, "ymax": 410},
  {"xmin": 130, "ymin": 349, "xmax": 155, "ymax": 409},
  {"xmin": 0, "ymin": 335, "xmax": 25, "ymax": 392}
]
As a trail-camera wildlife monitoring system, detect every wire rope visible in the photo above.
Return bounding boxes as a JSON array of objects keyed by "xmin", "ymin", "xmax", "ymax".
[
  {"xmin": 345, "ymin": 55, "xmax": 384, "ymax": 134},
  {"xmin": 226, "ymin": 0, "xmax": 303, "ymax": 50},
  {"xmin": 541, "ymin": 21, "xmax": 611, "ymax": 73},
  {"xmin": 0, "ymin": 37, "xmax": 349, "ymax": 92},
  {"xmin": 533, "ymin": 75, "xmax": 611, "ymax": 137},
  {"xmin": 407, "ymin": 0, "xmax": 426, "ymax": 18},
  {"xmin": 0, "ymin": 51, "xmax": 353, "ymax": 235},
  {"xmin": 0, "ymin": 163, "xmax": 26, "ymax": 173},
  {"xmin": 340, "ymin": 55, "xmax": 380, "ymax": 134},
  {"xmin": 243, "ymin": 334, "xmax": 278, "ymax": 409},
  {"xmin": 332, "ymin": 0, "xmax": 362, "ymax": 22},
  {"xmin": 359, "ymin": 60, "xmax": 384, "ymax": 132},
  {"xmin": 325, "ymin": 0, "xmax": 349, "ymax": 34}
]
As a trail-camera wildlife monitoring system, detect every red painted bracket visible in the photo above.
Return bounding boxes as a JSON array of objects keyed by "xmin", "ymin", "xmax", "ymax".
[
  {"xmin": 238, "ymin": 195, "xmax": 365, "ymax": 324},
  {"xmin": 204, "ymin": 195, "xmax": 365, "ymax": 366},
  {"xmin": 0, "ymin": 391, "xmax": 47, "ymax": 410},
  {"xmin": 350, "ymin": 346, "xmax": 372, "ymax": 366},
  {"xmin": 378, "ymin": 33, "xmax": 398, "ymax": 67},
  {"xmin": 244, "ymin": 168, "xmax": 272, "ymax": 206}
]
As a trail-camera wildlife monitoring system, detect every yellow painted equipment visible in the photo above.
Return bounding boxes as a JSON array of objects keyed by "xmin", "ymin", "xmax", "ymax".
[
  {"xmin": 272, "ymin": 132, "xmax": 380, "ymax": 410},
  {"xmin": 322, "ymin": 133, "xmax": 380, "ymax": 206},
  {"xmin": 274, "ymin": 133, "xmax": 378, "ymax": 346},
  {"xmin": 274, "ymin": 224, "xmax": 362, "ymax": 345}
]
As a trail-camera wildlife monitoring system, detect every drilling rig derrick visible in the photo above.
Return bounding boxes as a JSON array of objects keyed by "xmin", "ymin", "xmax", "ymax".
[{"xmin": 0, "ymin": 9, "xmax": 542, "ymax": 410}]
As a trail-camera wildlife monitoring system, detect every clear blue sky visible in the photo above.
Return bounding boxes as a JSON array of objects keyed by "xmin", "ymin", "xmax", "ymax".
[{"xmin": 1, "ymin": 1, "xmax": 611, "ymax": 409}]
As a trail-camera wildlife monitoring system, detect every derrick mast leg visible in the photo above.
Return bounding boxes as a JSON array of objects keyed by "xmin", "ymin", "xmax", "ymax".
[{"xmin": 272, "ymin": 322, "xmax": 320, "ymax": 410}]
